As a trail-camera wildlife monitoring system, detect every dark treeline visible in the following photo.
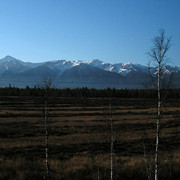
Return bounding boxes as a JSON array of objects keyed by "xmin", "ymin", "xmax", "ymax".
[{"xmin": 0, "ymin": 86, "xmax": 180, "ymax": 98}]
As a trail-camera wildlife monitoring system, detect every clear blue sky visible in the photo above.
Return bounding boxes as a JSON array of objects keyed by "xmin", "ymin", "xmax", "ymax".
[{"xmin": 0, "ymin": 0, "xmax": 180, "ymax": 66}]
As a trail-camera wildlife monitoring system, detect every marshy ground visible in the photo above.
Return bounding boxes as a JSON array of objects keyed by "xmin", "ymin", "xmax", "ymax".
[{"xmin": 0, "ymin": 96, "xmax": 180, "ymax": 179}]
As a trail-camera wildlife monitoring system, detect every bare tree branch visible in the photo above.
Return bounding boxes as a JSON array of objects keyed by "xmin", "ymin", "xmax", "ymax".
[
  {"xmin": 42, "ymin": 73, "xmax": 56, "ymax": 180},
  {"xmin": 147, "ymin": 29, "xmax": 172, "ymax": 180}
]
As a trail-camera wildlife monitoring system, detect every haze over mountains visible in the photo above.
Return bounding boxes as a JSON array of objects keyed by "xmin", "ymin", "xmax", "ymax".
[{"xmin": 0, "ymin": 55, "xmax": 179, "ymax": 89}]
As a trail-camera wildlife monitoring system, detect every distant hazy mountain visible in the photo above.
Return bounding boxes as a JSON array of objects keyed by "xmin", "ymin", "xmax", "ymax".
[
  {"xmin": 0, "ymin": 55, "xmax": 179, "ymax": 89},
  {"xmin": 0, "ymin": 55, "xmax": 40, "ymax": 75}
]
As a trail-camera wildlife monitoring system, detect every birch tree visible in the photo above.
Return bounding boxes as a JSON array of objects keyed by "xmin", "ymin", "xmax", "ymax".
[
  {"xmin": 109, "ymin": 104, "xmax": 115, "ymax": 180},
  {"xmin": 147, "ymin": 29, "xmax": 171, "ymax": 180},
  {"xmin": 42, "ymin": 74, "xmax": 53, "ymax": 180},
  {"xmin": 91, "ymin": 155, "xmax": 103, "ymax": 180},
  {"xmin": 104, "ymin": 103, "xmax": 115, "ymax": 180}
]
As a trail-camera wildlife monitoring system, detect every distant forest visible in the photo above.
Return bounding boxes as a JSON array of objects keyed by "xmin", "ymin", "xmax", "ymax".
[{"xmin": 0, "ymin": 86, "xmax": 180, "ymax": 99}]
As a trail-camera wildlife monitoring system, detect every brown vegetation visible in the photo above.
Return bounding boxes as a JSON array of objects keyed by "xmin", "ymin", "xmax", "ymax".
[{"xmin": 0, "ymin": 96, "xmax": 180, "ymax": 179}]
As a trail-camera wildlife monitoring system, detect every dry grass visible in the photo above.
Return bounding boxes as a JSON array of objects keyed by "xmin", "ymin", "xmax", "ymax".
[{"xmin": 0, "ymin": 96, "xmax": 180, "ymax": 179}]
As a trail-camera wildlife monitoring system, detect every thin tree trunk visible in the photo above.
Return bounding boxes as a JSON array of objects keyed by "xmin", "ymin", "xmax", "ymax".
[
  {"xmin": 97, "ymin": 166, "xmax": 100, "ymax": 180},
  {"xmin": 143, "ymin": 132, "xmax": 152, "ymax": 180},
  {"xmin": 110, "ymin": 130, "xmax": 114, "ymax": 180},
  {"xmin": 155, "ymin": 62, "xmax": 161, "ymax": 180},
  {"xmin": 147, "ymin": 29, "xmax": 171, "ymax": 180},
  {"xmin": 45, "ymin": 89, "xmax": 50, "ymax": 180},
  {"xmin": 110, "ymin": 104, "xmax": 114, "ymax": 180}
]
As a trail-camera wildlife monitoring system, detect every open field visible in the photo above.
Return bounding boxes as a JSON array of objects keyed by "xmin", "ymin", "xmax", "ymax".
[{"xmin": 0, "ymin": 96, "xmax": 180, "ymax": 180}]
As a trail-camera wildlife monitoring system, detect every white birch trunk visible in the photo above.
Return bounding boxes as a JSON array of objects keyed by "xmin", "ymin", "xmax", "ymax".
[
  {"xmin": 45, "ymin": 90, "xmax": 50, "ymax": 180},
  {"xmin": 155, "ymin": 62, "xmax": 161, "ymax": 180},
  {"xmin": 109, "ymin": 104, "xmax": 114, "ymax": 180},
  {"xmin": 143, "ymin": 133, "xmax": 152, "ymax": 180},
  {"xmin": 147, "ymin": 29, "xmax": 171, "ymax": 180}
]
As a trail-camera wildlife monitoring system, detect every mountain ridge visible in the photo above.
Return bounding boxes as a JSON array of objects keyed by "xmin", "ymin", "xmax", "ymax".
[{"xmin": 0, "ymin": 55, "xmax": 179, "ymax": 89}]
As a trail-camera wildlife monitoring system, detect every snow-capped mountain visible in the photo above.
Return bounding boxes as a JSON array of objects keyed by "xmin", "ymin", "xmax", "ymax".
[
  {"xmin": 87, "ymin": 59, "xmax": 149, "ymax": 76},
  {"xmin": 42, "ymin": 59, "xmax": 82, "ymax": 74},
  {"xmin": 0, "ymin": 56, "xmax": 40, "ymax": 75},
  {"xmin": 0, "ymin": 55, "xmax": 179, "ymax": 88}
]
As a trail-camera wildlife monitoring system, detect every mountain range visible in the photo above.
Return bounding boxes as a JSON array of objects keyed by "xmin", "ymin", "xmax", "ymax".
[{"xmin": 0, "ymin": 55, "xmax": 179, "ymax": 89}]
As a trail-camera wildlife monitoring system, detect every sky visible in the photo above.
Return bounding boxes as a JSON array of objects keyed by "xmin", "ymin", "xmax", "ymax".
[{"xmin": 0, "ymin": 0, "xmax": 180, "ymax": 66}]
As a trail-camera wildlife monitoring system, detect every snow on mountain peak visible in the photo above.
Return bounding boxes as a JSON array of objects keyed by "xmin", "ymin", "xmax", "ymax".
[
  {"xmin": 62, "ymin": 60, "xmax": 70, "ymax": 65},
  {"xmin": 3, "ymin": 55, "xmax": 17, "ymax": 61},
  {"xmin": 122, "ymin": 62, "xmax": 133, "ymax": 68},
  {"xmin": 0, "ymin": 55, "xmax": 22, "ymax": 65},
  {"xmin": 88, "ymin": 59, "xmax": 103, "ymax": 66},
  {"xmin": 72, "ymin": 60, "xmax": 82, "ymax": 66},
  {"xmin": 124, "ymin": 62, "xmax": 131, "ymax": 65},
  {"xmin": 0, "ymin": 55, "xmax": 179, "ymax": 79}
]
